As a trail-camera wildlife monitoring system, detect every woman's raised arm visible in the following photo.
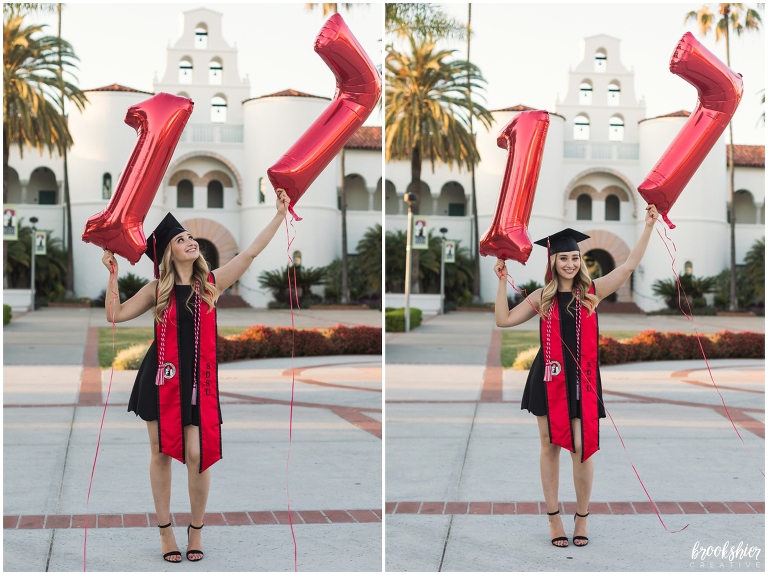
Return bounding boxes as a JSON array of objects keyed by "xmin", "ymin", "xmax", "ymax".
[
  {"xmin": 494, "ymin": 258, "xmax": 541, "ymax": 328},
  {"xmin": 212, "ymin": 190, "xmax": 290, "ymax": 293}
]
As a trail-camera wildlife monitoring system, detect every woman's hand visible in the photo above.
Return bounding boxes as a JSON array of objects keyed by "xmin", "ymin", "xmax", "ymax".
[
  {"xmin": 645, "ymin": 204, "xmax": 659, "ymax": 228},
  {"xmin": 494, "ymin": 258, "xmax": 508, "ymax": 280},
  {"xmin": 276, "ymin": 189, "xmax": 290, "ymax": 215},
  {"xmin": 102, "ymin": 250, "xmax": 117, "ymax": 276}
]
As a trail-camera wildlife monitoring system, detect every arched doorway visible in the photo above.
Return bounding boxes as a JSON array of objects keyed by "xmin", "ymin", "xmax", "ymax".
[
  {"xmin": 583, "ymin": 248, "xmax": 616, "ymax": 302},
  {"xmin": 197, "ymin": 238, "xmax": 219, "ymax": 270}
]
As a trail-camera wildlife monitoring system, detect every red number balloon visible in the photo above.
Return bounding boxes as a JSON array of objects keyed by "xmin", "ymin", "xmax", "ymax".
[
  {"xmin": 480, "ymin": 110, "xmax": 550, "ymax": 264},
  {"xmin": 267, "ymin": 13, "xmax": 382, "ymax": 220},
  {"xmin": 638, "ymin": 32, "xmax": 743, "ymax": 229},
  {"xmin": 82, "ymin": 93, "xmax": 194, "ymax": 263}
]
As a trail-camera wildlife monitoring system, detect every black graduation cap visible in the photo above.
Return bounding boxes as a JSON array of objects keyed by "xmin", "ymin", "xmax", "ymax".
[
  {"xmin": 145, "ymin": 213, "xmax": 186, "ymax": 277},
  {"xmin": 534, "ymin": 228, "xmax": 590, "ymax": 254}
]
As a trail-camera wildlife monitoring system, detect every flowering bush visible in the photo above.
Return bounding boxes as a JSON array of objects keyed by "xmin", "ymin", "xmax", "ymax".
[
  {"xmin": 599, "ymin": 330, "xmax": 763, "ymax": 365},
  {"xmin": 216, "ymin": 324, "xmax": 381, "ymax": 362}
]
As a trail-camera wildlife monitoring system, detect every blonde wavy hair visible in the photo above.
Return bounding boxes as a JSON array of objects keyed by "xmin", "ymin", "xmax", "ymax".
[
  {"xmin": 540, "ymin": 253, "xmax": 598, "ymax": 318},
  {"xmin": 152, "ymin": 241, "xmax": 218, "ymax": 323}
]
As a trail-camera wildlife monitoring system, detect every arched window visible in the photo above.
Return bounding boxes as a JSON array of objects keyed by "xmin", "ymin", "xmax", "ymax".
[
  {"xmin": 177, "ymin": 179, "xmax": 194, "ymax": 208},
  {"xmin": 609, "ymin": 115, "xmax": 625, "ymax": 141},
  {"xmin": 594, "ymin": 49, "xmax": 607, "ymax": 72},
  {"xmin": 258, "ymin": 177, "xmax": 267, "ymax": 204},
  {"xmin": 195, "ymin": 24, "xmax": 208, "ymax": 49},
  {"xmin": 605, "ymin": 194, "xmax": 620, "ymax": 221},
  {"xmin": 574, "ymin": 114, "xmax": 590, "ymax": 140},
  {"xmin": 209, "ymin": 59, "xmax": 223, "ymax": 85},
  {"xmin": 102, "ymin": 173, "xmax": 112, "ymax": 200},
  {"xmin": 579, "ymin": 81, "xmax": 593, "ymax": 105},
  {"xmin": 211, "ymin": 95, "xmax": 227, "ymax": 123},
  {"xmin": 577, "ymin": 194, "xmax": 592, "ymax": 220},
  {"xmin": 608, "ymin": 81, "xmax": 621, "ymax": 106},
  {"xmin": 207, "ymin": 180, "xmax": 224, "ymax": 208},
  {"xmin": 178, "ymin": 58, "xmax": 193, "ymax": 84}
]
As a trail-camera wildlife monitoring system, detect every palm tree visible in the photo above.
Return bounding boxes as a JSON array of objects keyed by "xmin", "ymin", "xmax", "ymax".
[
  {"xmin": 304, "ymin": 3, "xmax": 354, "ymax": 16},
  {"xmin": 465, "ymin": 3, "xmax": 481, "ymax": 301},
  {"xmin": 385, "ymin": 36, "xmax": 493, "ymax": 292},
  {"xmin": 685, "ymin": 3, "xmax": 762, "ymax": 311},
  {"xmin": 743, "ymin": 237, "xmax": 764, "ymax": 304},
  {"xmin": 385, "ymin": 3, "xmax": 466, "ymax": 40},
  {"xmin": 3, "ymin": 14, "xmax": 87, "ymax": 287},
  {"xmin": 355, "ymin": 223, "xmax": 382, "ymax": 295}
]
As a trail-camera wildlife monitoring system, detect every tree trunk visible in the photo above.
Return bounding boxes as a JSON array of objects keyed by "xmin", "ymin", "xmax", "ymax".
[
  {"xmin": 409, "ymin": 144, "xmax": 421, "ymax": 294},
  {"xmin": 340, "ymin": 148, "xmax": 350, "ymax": 303},
  {"xmin": 3, "ymin": 138, "xmax": 9, "ymax": 289},
  {"xmin": 58, "ymin": 5, "xmax": 75, "ymax": 297},
  {"xmin": 724, "ymin": 16, "xmax": 738, "ymax": 311},
  {"xmin": 467, "ymin": 3, "xmax": 481, "ymax": 302}
]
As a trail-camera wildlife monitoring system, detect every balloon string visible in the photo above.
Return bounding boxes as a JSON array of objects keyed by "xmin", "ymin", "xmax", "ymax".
[
  {"xmin": 283, "ymin": 212, "xmax": 299, "ymax": 572},
  {"xmin": 84, "ymin": 263, "xmax": 120, "ymax": 571},
  {"xmin": 654, "ymin": 225, "xmax": 764, "ymax": 477},
  {"xmin": 504, "ymin": 274, "xmax": 688, "ymax": 533}
]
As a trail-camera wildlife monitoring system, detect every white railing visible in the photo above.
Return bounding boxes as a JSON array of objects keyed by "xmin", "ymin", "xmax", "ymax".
[
  {"xmin": 180, "ymin": 124, "xmax": 244, "ymax": 144},
  {"xmin": 564, "ymin": 142, "xmax": 639, "ymax": 161}
]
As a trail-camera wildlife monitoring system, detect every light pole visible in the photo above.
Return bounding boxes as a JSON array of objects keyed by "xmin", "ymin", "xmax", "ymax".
[
  {"xmin": 403, "ymin": 192, "xmax": 417, "ymax": 332},
  {"xmin": 29, "ymin": 216, "xmax": 38, "ymax": 311},
  {"xmin": 439, "ymin": 227, "xmax": 448, "ymax": 315}
]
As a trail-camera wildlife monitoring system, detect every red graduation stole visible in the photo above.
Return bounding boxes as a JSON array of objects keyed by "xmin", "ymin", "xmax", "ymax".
[
  {"xmin": 155, "ymin": 277, "xmax": 222, "ymax": 472},
  {"xmin": 542, "ymin": 283, "xmax": 599, "ymax": 462}
]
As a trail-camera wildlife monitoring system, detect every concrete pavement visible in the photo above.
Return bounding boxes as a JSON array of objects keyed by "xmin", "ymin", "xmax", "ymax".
[
  {"xmin": 385, "ymin": 311, "xmax": 765, "ymax": 572},
  {"xmin": 3, "ymin": 307, "xmax": 382, "ymax": 572}
]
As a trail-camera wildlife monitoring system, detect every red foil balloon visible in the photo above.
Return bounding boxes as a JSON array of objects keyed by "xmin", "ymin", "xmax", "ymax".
[
  {"xmin": 82, "ymin": 93, "xmax": 194, "ymax": 263},
  {"xmin": 480, "ymin": 110, "xmax": 550, "ymax": 264},
  {"xmin": 638, "ymin": 32, "xmax": 743, "ymax": 229},
  {"xmin": 267, "ymin": 13, "xmax": 381, "ymax": 220}
]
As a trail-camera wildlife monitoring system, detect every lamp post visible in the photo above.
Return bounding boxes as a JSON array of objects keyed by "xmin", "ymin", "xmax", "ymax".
[
  {"xmin": 403, "ymin": 192, "xmax": 417, "ymax": 332},
  {"xmin": 439, "ymin": 227, "xmax": 448, "ymax": 314},
  {"xmin": 29, "ymin": 216, "xmax": 38, "ymax": 311}
]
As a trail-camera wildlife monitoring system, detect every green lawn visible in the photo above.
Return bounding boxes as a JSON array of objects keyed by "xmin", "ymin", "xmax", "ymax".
[
  {"xmin": 500, "ymin": 330, "xmax": 640, "ymax": 369},
  {"xmin": 98, "ymin": 326, "xmax": 246, "ymax": 368}
]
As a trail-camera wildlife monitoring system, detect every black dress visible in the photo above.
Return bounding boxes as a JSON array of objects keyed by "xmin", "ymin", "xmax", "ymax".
[
  {"xmin": 521, "ymin": 291, "xmax": 606, "ymax": 419},
  {"xmin": 128, "ymin": 285, "xmax": 222, "ymax": 427}
]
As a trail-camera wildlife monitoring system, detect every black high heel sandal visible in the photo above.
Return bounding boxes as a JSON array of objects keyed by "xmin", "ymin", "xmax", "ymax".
[
  {"xmin": 158, "ymin": 523, "xmax": 182, "ymax": 563},
  {"xmin": 573, "ymin": 510, "xmax": 589, "ymax": 546},
  {"xmin": 186, "ymin": 523, "xmax": 205, "ymax": 562},
  {"xmin": 547, "ymin": 509, "xmax": 569, "ymax": 547}
]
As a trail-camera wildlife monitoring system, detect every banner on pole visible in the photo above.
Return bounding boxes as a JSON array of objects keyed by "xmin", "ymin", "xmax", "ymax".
[
  {"xmin": 412, "ymin": 217, "xmax": 428, "ymax": 250},
  {"xmin": 444, "ymin": 240, "xmax": 456, "ymax": 263},
  {"xmin": 3, "ymin": 205, "xmax": 18, "ymax": 241},
  {"xmin": 34, "ymin": 231, "xmax": 47, "ymax": 256}
]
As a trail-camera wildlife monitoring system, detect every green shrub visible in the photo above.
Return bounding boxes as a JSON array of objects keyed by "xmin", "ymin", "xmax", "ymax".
[
  {"xmin": 385, "ymin": 307, "xmax": 422, "ymax": 332},
  {"xmin": 3, "ymin": 304, "xmax": 11, "ymax": 325},
  {"xmin": 513, "ymin": 346, "xmax": 539, "ymax": 370},
  {"xmin": 118, "ymin": 272, "xmax": 149, "ymax": 302},
  {"xmin": 113, "ymin": 343, "xmax": 150, "ymax": 370}
]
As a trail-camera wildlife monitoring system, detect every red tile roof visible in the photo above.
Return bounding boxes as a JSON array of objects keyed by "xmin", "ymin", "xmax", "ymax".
[
  {"xmin": 492, "ymin": 104, "xmax": 565, "ymax": 119},
  {"xmin": 85, "ymin": 83, "xmax": 153, "ymax": 95},
  {"xmin": 638, "ymin": 110, "xmax": 691, "ymax": 123},
  {"xmin": 729, "ymin": 144, "xmax": 764, "ymax": 167},
  {"xmin": 345, "ymin": 126, "xmax": 381, "ymax": 150},
  {"xmin": 245, "ymin": 89, "xmax": 330, "ymax": 102}
]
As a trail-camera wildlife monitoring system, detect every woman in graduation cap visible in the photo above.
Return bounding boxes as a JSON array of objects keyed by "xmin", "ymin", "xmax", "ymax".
[
  {"xmin": 101, "ymin": 190, "xmax": 290, "ymax": 563},
  {"xmin": 493, "ymin": 204, "xmax": 658, "ymax": 548}
]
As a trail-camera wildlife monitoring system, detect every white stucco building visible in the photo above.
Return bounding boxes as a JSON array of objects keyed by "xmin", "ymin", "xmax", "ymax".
[
  {"xmin": 385, "ymin": 34, "xmax": 765, "ymax": 311},
  {"xmin": 6, "ymin": 8, "xmax": 382, "ymax": 307}
]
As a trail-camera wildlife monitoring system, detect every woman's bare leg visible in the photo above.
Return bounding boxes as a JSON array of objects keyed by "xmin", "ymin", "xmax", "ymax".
[
  {"xmin": 146, "ymin": 421, "xmax": 180, "ymax": 561},
  {"xmin": 569, "ymin": 418, "xmax": 593, "ymax": 543},
  {"xmin": 184, "ymin": 425, "xmax": 210, "ymax": 559},
  {"xmin": 537, "ymin": 416, "xmax": 566, "ymax": 546}
]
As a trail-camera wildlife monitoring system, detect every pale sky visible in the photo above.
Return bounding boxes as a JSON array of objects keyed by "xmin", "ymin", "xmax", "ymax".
[
  {"xmin": 408, "ymin": 2, "xmax": 765, "ymax": 145},
  {"xmin": 31, "ymin": 2, "xmax": 384, "ymax": 125}
]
